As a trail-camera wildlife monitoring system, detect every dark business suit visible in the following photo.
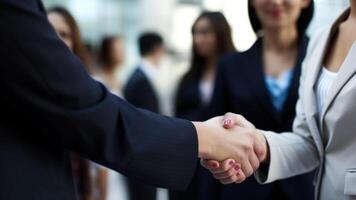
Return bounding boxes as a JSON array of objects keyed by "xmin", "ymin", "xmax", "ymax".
[
  {"xmin": 124, "ymin": 68, "xmax": 159, "ymax": 200},
  {"xmin": 0, "ymin": 1, "xmax": 198, "ymax": 200},
  {"xmin": 169, "ymin": 75, "xmax": 218, "ymax": 200},
  {"xmin": 125, "ymin": 68, "xmax": 160, "ymax": 113},
  {"xmin": 208, "ymin": 36, "xmax": 314, "ymax": 200}
]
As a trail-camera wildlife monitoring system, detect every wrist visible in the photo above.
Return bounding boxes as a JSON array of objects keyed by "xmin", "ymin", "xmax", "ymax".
[
  {"xmin": 193, "ymin": 121, "xmax": 213, "ymax": 158},
  {"xmin": 256, "ymin": 130, "xmax": 269, "ymax": 163}
]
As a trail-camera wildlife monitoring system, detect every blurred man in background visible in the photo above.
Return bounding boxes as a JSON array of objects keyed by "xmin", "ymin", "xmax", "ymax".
[{"xmin": 124, "ymin": 32, "xmax": 165, "ymax": 200}]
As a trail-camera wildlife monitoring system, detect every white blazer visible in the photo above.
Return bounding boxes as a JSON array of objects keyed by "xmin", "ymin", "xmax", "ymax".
[{"xmin": 255, "ymin": 9, "xmax": 356, "ymax": 200}]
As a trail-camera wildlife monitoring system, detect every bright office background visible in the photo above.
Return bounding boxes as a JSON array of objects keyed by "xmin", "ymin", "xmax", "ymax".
[
  {"xmin": 43, "ymin": 0, "xmax": 350, "ymax": 117},
  {"xmin": 42, "ymin": 0, "xmax": 350, "ymax": 199},
  {"xmin": 43, "ymin": 0, "xmax": 350, "ymax": 55}
]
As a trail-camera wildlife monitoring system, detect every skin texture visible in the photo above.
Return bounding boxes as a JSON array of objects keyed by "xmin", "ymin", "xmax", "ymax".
[
  {"xmin": 193, "ymin": 116, "xmax": 266, "ymax": 179},
  {"xmin": 200, "ymin": 114, "xmax": 268, "ymax": 184}
]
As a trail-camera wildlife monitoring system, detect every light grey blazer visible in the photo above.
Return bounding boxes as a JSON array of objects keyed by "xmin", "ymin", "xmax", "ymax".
[{"xmin": 255, "ymin": 9, "xmax": 356, "ymax": 200}]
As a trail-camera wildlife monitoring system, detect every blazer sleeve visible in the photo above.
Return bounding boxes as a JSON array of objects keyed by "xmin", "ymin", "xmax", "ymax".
[
  {"xmin": 254, "ymin": 31, "xmax": 324, "ymax": 184},
  {"xmin": 0, "ymin": 0, "xmax": 198, "ymax": 190}
]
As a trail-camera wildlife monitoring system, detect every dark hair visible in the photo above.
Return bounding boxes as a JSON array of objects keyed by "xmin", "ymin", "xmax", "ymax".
[
  {"xmin": 248, "ymin": 0, "xmax": 314, "ymax": 36},
  {"xmin": 47, "ymin": 6, "xmax": 89, "ymax": 66},
  {"xmin": 98, "ymin": 36, "xmax": 121, "ymax": 71},
  {"xmin": 184, "ymin": 11, "xmax": 236, "ymax": 81},
  {"xmin": 138, "ymin": 32, "xmax": 164, "ymax": 56}
]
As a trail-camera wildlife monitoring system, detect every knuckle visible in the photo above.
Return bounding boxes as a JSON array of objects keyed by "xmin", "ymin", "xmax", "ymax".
[
  {"xmin": 243, "ymin": 143, "xmax": 253, "ymax": 152},
  {"xmin": 246, "ymin": 169, "xmax": 253, "ymax": 177}
]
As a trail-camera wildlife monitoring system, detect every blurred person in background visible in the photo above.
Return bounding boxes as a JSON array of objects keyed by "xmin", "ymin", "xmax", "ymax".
[
  {"xmin": 124, "ymin": 32, "xmax": 165, "ymax": 200},
  {"xmin": 47, "ymin": 6, "xmax": 91, "ymax": 200},
  {"xmin": 90, "ymin": 36, "xmax": 127, "ymax": 200},
  {"xmin": 95, "ymin": 36, "xmax": 125, "ymax": 96},
  {"xmin": 170, "ymin": 11, "xmax": 235, "ymax": 200},
  {"xmin": 207, "ymin": 0, "xmax": 315, "ymax": 199}
]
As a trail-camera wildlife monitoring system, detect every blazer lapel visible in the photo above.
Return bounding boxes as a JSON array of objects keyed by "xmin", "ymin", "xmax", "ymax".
[
  {"xmin": 321, "ymin": 42, "xmax": 356, "ymax": 128},
  {"xmin": 319, "ymin": 10, "xmax": 355, "ymax": 133},
  {"xmin": 302, "ymin": 27, "xmax": 333, "ymax": 152}
]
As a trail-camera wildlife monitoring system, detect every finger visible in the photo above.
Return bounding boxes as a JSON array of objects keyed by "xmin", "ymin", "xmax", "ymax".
[
  {"xmin": 240, "ymin": 157, "xmax": 254, "ymax": 177},
  {"xmin": 222, "ymin": 113, "xmax": 235, "ymax": 129},
  {"xmin": 235, "ymin": 170, "xmax": 247, "ymax": 184},
  {"xmin": 200, "ymin": 159, "xmax": 220, "ymax": 170},
  {"xmin": 220, "ymin": 174, "xmax": 239, "ymax": 184},
  {"xmin": 248, "ymin": 151, "xmax": 260, "ymax": 171},
  {"xmin": 213, "ymin": 163, "xmax": 241, "ymax": 179},
  {"xmin": 223, "ymin": 113, "xmax": 254, "ymax": 129},
  {"xmin": 220, "ymin": 167, "xmax": 244, "ymax": 184},
  {"xmin": 212, "ymin": 159, "xmax": 236, "ymax": 173}
]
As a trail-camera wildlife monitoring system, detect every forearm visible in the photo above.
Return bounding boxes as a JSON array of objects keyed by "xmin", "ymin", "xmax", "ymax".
[{"xmin": 255, "ymin": 131, "xmax": 319, "ymax": 183}]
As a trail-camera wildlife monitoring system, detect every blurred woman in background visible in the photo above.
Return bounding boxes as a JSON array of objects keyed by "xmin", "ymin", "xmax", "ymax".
[
  {"xmin": 47, "ymin": 6, "xmax": 91, "ymax": 200},
  {"xmin": 91, "ymin": 36, "xmax": 127, "ymax": 200},
  {"xmin": 207, "ymin": 0, "xmax": 315, "ymax": 199},
  {"xmin": 95, "ymin": 36, "xmax": 125, "ymax": 96},
  {"xmin": 170, "ymin": 11, "xmax": 235, "ymax": 200}
]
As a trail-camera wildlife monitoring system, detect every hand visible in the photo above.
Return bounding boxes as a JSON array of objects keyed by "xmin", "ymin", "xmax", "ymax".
[
  {"xmin": 200, "ymin": 113, "xmax": 268, "ymax": 184},
  {"xmin": 193, "ymin": 115, "xmax": 266, "ymax": 179}
]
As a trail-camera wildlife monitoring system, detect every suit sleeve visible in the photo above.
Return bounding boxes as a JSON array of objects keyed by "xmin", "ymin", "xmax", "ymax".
[
  {"xmin": 254, "ymin": 31, "xmax": 323, "ymax": 184},
  {"xmin": 0, "ymin": 0, "xmax": 198, "ymax": 190}
]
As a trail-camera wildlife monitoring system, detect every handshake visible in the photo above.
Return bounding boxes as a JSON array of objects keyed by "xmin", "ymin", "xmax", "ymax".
[{"xmin": 193, "ymin": 113, "xmax": 269, "ymax": 184}]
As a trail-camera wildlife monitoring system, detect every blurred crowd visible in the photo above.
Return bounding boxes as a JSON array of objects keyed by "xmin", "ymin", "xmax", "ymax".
[{"xmin": 47, "ymin": 0, "xmax": 319, "ymax": 200}]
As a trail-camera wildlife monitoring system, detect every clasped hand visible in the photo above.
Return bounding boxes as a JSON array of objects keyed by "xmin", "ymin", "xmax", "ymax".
[{"xmin": 196, "ymin": 113, "xmax": 268, "ymax": 184}]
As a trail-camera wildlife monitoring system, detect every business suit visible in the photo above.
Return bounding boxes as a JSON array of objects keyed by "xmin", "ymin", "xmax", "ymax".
[
  {"xmin": 255, "ymin": 9, "xmax": 356, "ymax": 200},
  {"xmin": 175, "ymin": 76, "xmax": 209, "ymax": 121},
  {"xmin": 0, "ymin": 1, "xmax": 198, "ymax": 200},
  {"xmin": 208, "ymin": 36, "xmax": 314, "ymax": 199},
  {"xmin": 169, "ymin": 76, "xmax": 218, "ymax": 200},
  {"xmin": 124, "ymin": 67, "xmax": 159, "ymax": 200},
  {"xmin": 125, "ymin": 68, "xmax": 160, "ymax": 113}
]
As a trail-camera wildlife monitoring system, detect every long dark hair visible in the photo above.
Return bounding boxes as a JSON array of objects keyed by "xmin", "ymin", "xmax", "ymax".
[
  {"xmin": 98, "ymin": 36, "xmax": 121, "ymax": 71},
  {"xmin": 248, "ymin": 0, "xmax": 314, "ymax": 37},
  {"xmin": 183, "ymin": 11, "xmax": 236, "ymax": 83},
  {"xmin": 47, "ymin": 6, "xmax": 89, "ymax": 66}
]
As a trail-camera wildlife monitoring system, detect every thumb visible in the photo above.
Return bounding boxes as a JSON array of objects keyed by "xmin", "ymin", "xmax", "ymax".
[
  {"xmin": 201, "ymin": 159, "xmax": 220, "ymax": 170},
  {"xmin": 222, "ymin": 113, "xmax": 254, "ymax": 129}
]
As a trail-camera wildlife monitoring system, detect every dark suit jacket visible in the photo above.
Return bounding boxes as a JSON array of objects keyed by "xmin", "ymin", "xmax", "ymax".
[
  {"xmin": 175, "ymin": 75, "xmax": 207, "ymax": 121},
  {"xmin": 0, "ymin": 1, "xmax": 197, "ymax": 200},
  {"xmin": 209, "ymin": 37, "xmax": 308, "ymax": 131},
  {"xmin": 171, "ymin": 74, "xmax": 218, "ymax": 200},
  {"xmin": 208, "ymin": 36, "xmax": 314, "ymax": 200},
  {"xmin": 124, "ymin": 68, "xmax": 159, "ymax": 113}
]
